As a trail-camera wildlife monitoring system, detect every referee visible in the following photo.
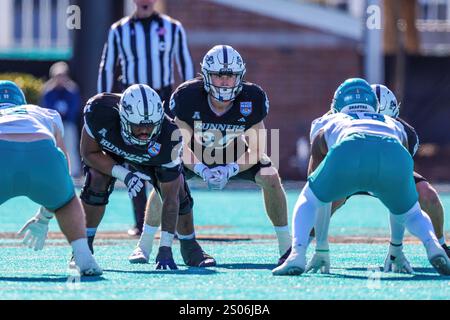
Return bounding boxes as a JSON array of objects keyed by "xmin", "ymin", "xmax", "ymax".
[{"xmin": 97, "ymin": 0, "xmax": 194, "ymax": 236}]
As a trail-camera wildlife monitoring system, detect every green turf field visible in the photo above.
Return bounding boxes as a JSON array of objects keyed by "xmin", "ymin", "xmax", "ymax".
[{"xmin": 1, "ymin": 188, "xmax": 449, "ymax": 300}]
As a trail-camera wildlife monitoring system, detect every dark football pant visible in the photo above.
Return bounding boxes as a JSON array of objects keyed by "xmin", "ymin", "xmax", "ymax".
[
  {"xmin": 132, "ymin": 184, "xmax": 147, "ymax": 232},
  {"xmin": 124, "ymin": 162, "xmax": 147, "ymax": 232}
]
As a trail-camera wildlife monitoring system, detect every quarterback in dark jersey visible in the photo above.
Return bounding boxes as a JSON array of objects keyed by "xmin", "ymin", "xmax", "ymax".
[
  {"xmin": 135, "ymin": 45, "xmax": 291, "ymax": 266},
  {"xmin": 80, "ymin": 84, "xmax": 215, "ymax": 270}
]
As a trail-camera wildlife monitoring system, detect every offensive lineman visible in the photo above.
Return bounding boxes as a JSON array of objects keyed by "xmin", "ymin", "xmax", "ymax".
[
  {"xmin": 273, "ymin": 78, "xmax": 450, "ymax": 276},
  {"xmin": 0, "ymin": 80, "xmax": 102, "ymax": 276},
  {"xmin": 130, "ymin": 45, "xmax": 291, "ymax": 265},
  {"xmin": 80, "ymin": 84, "xmax": 214, "ymax": 270}
]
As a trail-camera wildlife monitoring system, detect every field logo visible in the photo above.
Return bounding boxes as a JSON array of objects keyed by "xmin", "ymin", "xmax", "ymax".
[{"xmin": 66, "ymin": 266, "xmax": 81, "ymax": 290}]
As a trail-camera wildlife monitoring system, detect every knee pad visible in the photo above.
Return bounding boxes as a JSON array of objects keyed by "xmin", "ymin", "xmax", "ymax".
[{"xmin": 80, "ymin": 168, "xmax": 116, "ymax": 206}]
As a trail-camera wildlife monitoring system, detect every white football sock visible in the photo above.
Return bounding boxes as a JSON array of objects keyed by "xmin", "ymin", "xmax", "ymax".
[
  {"xmin": 137, "ymin": 224, "xmax": 158, "ymax": 253},
  {"xmin": 389, "ymin": 213, "xmax": 405, "ymax": 245},
  {"xmin": 71, "ymin": 238, "xmax": 96, "ymax": 270},
  {"xmin": 392, "ymin": 202, "xmax": 438, "ymax": 246},
  {"xmin": 314, "ymin": 203, "xmax": 331, "ymax": 251},
  {"xmin": 292, "ymin": 183, "xmax": 325, "ymax": 248},
  {"xmin": 159, "ymin": 231, "xmax": 175, "ymax": 248},
  {"xmin": 274, "ymin": 226, "xmax": 291, "ymax": 256}
]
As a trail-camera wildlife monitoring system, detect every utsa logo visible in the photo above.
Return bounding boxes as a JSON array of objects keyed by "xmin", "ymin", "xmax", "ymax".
[{"xmin": 147, "ymin": 141, "xmax": 161, "ymax": 157}]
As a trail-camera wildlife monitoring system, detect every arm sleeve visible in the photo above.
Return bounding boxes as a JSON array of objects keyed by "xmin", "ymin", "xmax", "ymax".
[
  {"xmin": 97, "ymin": 27, "xmax": 118, "ymax": 93},
  {"xmin": 173, "ymin": 23, "xmax": 194, "ymax": 82}
]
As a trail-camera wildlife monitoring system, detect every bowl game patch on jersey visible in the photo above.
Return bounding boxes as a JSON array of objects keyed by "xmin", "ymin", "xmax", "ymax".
[{"xmin": 240, "ymin": 102, "xmax": 252, "ymax": 117}]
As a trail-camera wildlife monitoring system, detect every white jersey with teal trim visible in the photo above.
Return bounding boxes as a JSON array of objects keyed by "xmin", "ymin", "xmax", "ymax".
[
  {"xmin": 0, "ymin": 104, "xmax": 64, "ymax": 142},
  {"xmin": 310, "ymin": 112, "xmax": 407, "ymax": 149}
]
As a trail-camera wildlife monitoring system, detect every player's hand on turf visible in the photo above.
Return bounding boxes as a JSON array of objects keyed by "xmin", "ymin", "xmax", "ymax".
[
  {"xmin": 383, "ymin": 244, "xmax": 414, "ymax": 274},
  {"xmin": 124, "ymin": 171, "xmax": 151, "ymax": 198},
  {"xmin": 306, "ymin": 250, "xmax": 330, "ymax": 274},
  {"xmin": 17, "ymin": 207, "xmax": 53, "ymax": 251},
  {"xmin": 155, "ymin": 246, "xmax": 178, "ymax": 270}
]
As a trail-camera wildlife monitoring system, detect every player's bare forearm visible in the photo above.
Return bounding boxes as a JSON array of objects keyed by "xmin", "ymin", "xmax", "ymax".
[
  {"xmin": 80, "ymin": 127, "xmax": 117, "ymax": 176},
  {"xmin": 235, "ymin": 121, "xmax": 267, "ymax": 173},
  {"xmin": 159, "ymin": 176, "xmax": 181, "ymax": 234},
  {"xmin": 308, "ymin": 130, "xmax": 328, "ymax": 175},
  {"xmin": 174, "ymin": 117, "xmax": 201, "ymax": 171},
  {"xmin": 181, "ymin": 144, "xmax": 202, "ymax": 172}
]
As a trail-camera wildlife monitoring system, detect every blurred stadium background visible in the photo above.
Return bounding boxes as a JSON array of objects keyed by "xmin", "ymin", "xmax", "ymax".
[{"xmin": 0, "ymin": 0, "xmax": 449, "ymax": 181}]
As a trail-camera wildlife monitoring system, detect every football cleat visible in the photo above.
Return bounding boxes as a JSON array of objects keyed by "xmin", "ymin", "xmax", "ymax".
[
  {"xmin": 442, "ymin": 243, "xmax": 450, "ymax": 259},
  {"xmin": 180, "ymin": 239, "xmax": 216, "ymax": 267},
  {"xmin": 277, "ymin": 247, "xmax": 291, "ymax": 267},
  {"xmin": 129, "ymin": 247, "xmax": 150, "ymax": 264},
  {"xmin": 69, "ymin": 255, "xmax": 103, "ymax": 276},
  {"xmin": 425, "ymin": 239, "xmax": 450, "ymax": 275},
  {"xmin": 272, "ymin": 245, "xmax": 307, "ymax": 276},
  {"xmin": 127, "ymin": 227, "xmax": 142, "ymax": 237},
  {"xmin": 429, "ymin": 255, "xmax": 450, "ymax": 276}
]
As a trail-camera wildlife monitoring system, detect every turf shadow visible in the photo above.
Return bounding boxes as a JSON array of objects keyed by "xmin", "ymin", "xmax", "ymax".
[
  {"xmin": 216, "ymin": 263, "xmax": 275, "ymax": 270},
  {"xmin": 0, "ymin": 275, "xmax": 105, "ymax": 283},
  {"xmin": 318, "ymin": 268, "xmax": 447, "ymax": 281},
  {"xmin": 103, "ymin": 268, "xmax": 218, "ymax": 275}
]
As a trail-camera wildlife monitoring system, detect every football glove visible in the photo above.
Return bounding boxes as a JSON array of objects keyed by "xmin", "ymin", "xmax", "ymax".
[
  {"xmin": 383, "ymin": 243, "xmax": 414, "ymax": 274},
  {"xmin": 18, "ymin": 207, "xmax": 54, "ymax": 251},
  {"xmin": 306, "ymin": 249, "xmax": 330, "ymax": 274},
  {"xmin": 209, "ymin": 163, "xmax": 240, "ymax": 190},
  {"xmin": 193, "ymin": 163, "xmax": 215, "ymax": 189},
  {"xmin": 155, "ymin": 246, "xmax": 178, "ymax": 270},
  {"xmin": 112, "ymin": 165, "xmax": 151, "ymax": 198}
]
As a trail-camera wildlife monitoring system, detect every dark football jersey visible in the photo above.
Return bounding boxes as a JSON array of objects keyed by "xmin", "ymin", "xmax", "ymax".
[
  {"xmin": 83, "ymin": 93, "xmax": 182, "ymax": 183},
  {"xmin": 169, "ymin": 78, "xmax": 269, "ymax": 165},
  {"xmin": 398, "ymin": 117, "xmax": 419, "ymax": 157}
]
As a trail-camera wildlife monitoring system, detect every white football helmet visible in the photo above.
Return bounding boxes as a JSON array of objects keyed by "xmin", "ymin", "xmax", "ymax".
[
  {"xmin": 119, "ymin": 84, "xmax": 164, "ymax": 146},
  {"xmin": 371, "ymin": 84, "xmax": 400, "ymax": 118},
  {"xmin": 200, "ymin": 45, "xmax": 246, "ymax": 102}
]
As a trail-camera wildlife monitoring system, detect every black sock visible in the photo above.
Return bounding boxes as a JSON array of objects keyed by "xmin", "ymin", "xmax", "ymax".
[{"xmin": 87, "ymin": 236, "xmax": 95, "ymax": 254}]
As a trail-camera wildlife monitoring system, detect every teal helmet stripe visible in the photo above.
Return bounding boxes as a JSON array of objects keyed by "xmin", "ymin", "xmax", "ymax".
[
  {"xmin": 0, "ymin": 80, "xmax": 27, "ymax": 108},
  {"xmin": 331, "ymin": 78, "xmax": 379, "ymax": 114}
]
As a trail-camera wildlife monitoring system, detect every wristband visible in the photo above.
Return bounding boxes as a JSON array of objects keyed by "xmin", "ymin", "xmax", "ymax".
[{"xmin": 111, "ymin": 165, "xmax": 130, "ymax": 182}]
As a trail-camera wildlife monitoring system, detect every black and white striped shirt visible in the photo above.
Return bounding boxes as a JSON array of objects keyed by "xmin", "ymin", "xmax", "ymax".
[{"xmin": 97, "ymin": 12, "xmax": 194, "ymax": 93}]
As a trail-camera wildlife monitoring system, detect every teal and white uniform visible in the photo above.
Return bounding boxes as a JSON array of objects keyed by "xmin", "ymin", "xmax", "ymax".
[
  {"xmin": 308, "ymin": 112, "xmax": 418, "ymax": 215},
  {"xmin": 0, "ymin": 105, "xmax": 75, "ymax": 210}
]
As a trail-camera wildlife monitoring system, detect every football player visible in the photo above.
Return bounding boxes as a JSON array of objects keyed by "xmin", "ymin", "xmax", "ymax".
[
  {"xmin": 80, "ymin": 84, "xmax": 214, "ymax": 270},
  {"xmin": 130, "ymin": 45, "xmax": 291, "ymax": 266},
  {"xmin": 0, "ymin": 80, "xmax": 102, "ymax": 276},
  {"xmin": 309, "ymin": 84, "xmax": 450, "ymax": 273},
  {"xmin": 372, "ymin": 84, "xmax": 449, "ymax": 258},
  {"xmin": 273, "ymin": 78, "xmax": 450, "ymax": 276}
]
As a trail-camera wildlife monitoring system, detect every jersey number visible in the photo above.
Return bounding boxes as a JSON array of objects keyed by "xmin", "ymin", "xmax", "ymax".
[
  {"xmin": 0, "ymin": 107, "xmax": 28, "ymax": 116},
  {"xmin": 348, "ymin": 112, "xmax": 385, "ymax": 122}
]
